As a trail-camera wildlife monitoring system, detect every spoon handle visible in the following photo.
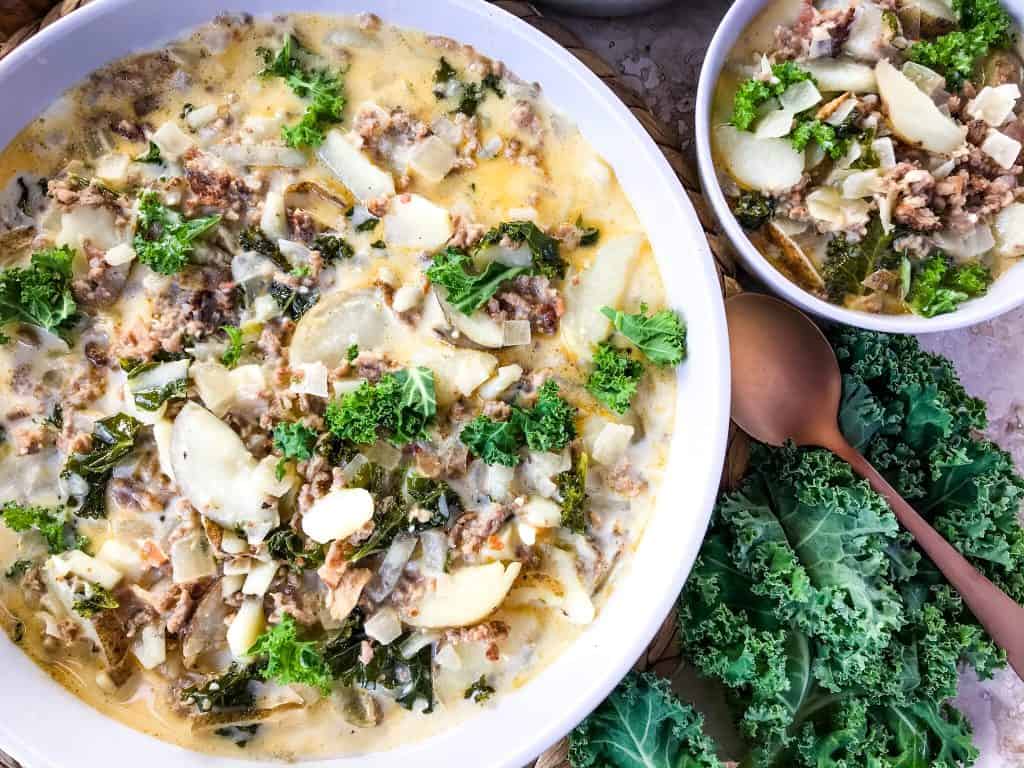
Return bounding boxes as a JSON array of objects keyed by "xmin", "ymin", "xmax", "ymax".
[{"xmin": 830, "ymin": 435, "xmax": 1024, "ymax": 681}]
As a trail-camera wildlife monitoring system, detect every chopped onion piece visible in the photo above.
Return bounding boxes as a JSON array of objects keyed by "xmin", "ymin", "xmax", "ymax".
[
  {"xmin": 872, "ymin": 137, "xmax": 896, "ymax": 169},
  {"xmin": 502, "ymin": 320, "xmax": 532, "ymax": 347},
  {"xmin": 901, "ymin": 61, "xmax": 946, "ymax": 96},
  {"xmin": 366, "ymin": 534, "xmax": 417, "ymax": 602},
  {"xmin": 981, "ymin": 130, "xmax": 1022, "ymax": 170},
  {"xmin": 779, "ymin": 80, "xmax": 822, "ymax": 113},
  {"xmin": 186, "ymin": 104, "xmax": 219, "ymax": 130},
  {"xmin": 419, "ymin": 529, "xmax": 449, "ymax": 574},
  {"xmin": 289, "ymin": 362, "xmax": 329, "ymax": 398},
  {"xmin": 400, "ymin": 631, "xmax": 439, "ymax": 659},
  {"xmin": 824, "ymin": 97, "xmax": 858, "ymax": 127},
  {"xmin": 212, "ymin": 143, "xmax": 308, "ymax": 168},
  {"xmin": 364, "ymin": 607, "xmax": 403, "ymax": 645},
  {"xmin": 933, "ymin": 225, "xmax": 995, "ymax": 260},
  {"xmin": 339, "ymin": 453, "xmax": 369, "ymax": 485}
]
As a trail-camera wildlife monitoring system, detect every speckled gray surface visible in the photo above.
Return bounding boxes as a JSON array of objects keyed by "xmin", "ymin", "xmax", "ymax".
[{"xmin": 543, "ymin": 1, "xmax": 1024, "ymax": 764}]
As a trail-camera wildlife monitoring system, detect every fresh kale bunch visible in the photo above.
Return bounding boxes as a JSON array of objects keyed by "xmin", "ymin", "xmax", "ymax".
[{"xmin": 571, "ymin": 329, "xmax": 1024, "ymax": 768}]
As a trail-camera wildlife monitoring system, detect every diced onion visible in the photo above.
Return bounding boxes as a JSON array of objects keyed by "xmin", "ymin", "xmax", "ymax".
[
  {"xmin": 779, "ymin": 80, "xmax": 822, "ymax": 113},
  {"xmin": 364, "ymin": 607, "xmax": 403, "ymax": 645},
  {"xmin": 289, "ymin": 362, "xmax": 329, "ymax": 398},
  {"xmin": 366, "ymin": 535, "xmax": 417, "ymax": 602},
  {"xmin": 872, "ymin": 137, "xmax": 896, "ymax": 169},
  {"xmin": 212, "ymin": 143, "xmax": 307, "ymax": 168},
  {"xmin": 981, "ymin": 130, "xmax": 1022, "ymax": 170},
  {"xmin": 339, "ymin": 453, "xmax": 369, "ymax": 486},
  {"xmin": 502, "ymin": 320, "xmax": 532, "ymax": 347},
  {"xmin": 186, "ymin": 104, "xmax": 219, "ymax": 130},
  {"xmin": 364, "ymin": 441, "xmax": 403, "ymax": 471},
  {"xmin": 400, "ymin": 631, "xmax": 440, "ymax": 659},
  {"xmin": 419, "ymin": 529, "xmax": 449, "ymax": 574}
]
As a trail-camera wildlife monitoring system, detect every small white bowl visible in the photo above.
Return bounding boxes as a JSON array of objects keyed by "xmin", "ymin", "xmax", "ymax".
[{"xmin": 695, "ymin": 0, "xmax": 1024, "ymax": 334}]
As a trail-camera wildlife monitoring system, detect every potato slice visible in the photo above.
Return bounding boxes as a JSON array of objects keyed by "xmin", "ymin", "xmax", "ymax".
[
  {"xmin": 715, "ymin": 125, "xmax": 804, "ymax": 193},
  {"xmin": 301, "ymin": 488, "xmax": 375, "ymax": 544},
  {"xmin": 383, "ymin": 193, "xmax": 452, "ymax": 251},
  {"xmin": 561, "ymin": 234, "xmax": 643, "ymax": 362},
  {"xmin": 876, "ymin": 59, "xmax": 966, "ymax": 154},
  {"xmin": 994, "ymin": 202, "xmax": 1024, "ymax": 257},
  {"xmin": 403, "ymin": 561, "xmax": 522, "ymax": 628},
  {"xmin": 290, "ymin": 292, "xmax": 398, "ymax": 368},
  {"xmin": 766, "ymin": 222, "xmax": 825, "ymax": 291},
  {"xmin": 317, "ymin": 130, "xmax": 395, "ymax": 201},
  {"xmin": 802, "ymin": 58, "xmax": 878, "ymax": 94},
  {"xmin": 170, "ymin": 403, "xmax": 280, "ymax": 544}
]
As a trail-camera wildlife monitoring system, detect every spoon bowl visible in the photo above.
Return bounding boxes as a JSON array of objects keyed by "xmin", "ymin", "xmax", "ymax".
[{"xmin": 726, "ymin": 293, "xmax": 843, "ymax": 448}]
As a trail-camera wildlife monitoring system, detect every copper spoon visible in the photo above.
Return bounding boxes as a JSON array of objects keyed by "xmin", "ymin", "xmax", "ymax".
[{"xmin": 726, "ymin": 292, "xmax": 1024, "ymax": 680}]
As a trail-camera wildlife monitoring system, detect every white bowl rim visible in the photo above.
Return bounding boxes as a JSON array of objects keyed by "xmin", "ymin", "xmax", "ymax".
[
  {"xmin": 0, "ymin": 2, "xmax": 731, "ymax": 767},
  {"xmin": 695, "ymin": 0, "xmax": 1024, "ymax": 335}
]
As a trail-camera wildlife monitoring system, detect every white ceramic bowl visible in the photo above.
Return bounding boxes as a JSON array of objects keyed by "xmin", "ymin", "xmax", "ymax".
[
  {"xmin": 0, "ymin": 1, "xmax": 730, "ymax": 766},
  {"xmin": 696, "ymin": 0, "xmax": 1024, "ymax": 334}
]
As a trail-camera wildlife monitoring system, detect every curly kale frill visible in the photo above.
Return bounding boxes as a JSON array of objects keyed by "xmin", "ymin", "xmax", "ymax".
[{"xmin": 674, "ymin": 328, "xmax": 1023, "ymax": 768}]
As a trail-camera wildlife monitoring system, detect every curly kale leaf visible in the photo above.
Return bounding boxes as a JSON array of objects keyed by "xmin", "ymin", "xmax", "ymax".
[
  {"xmin": 907, "ymin": 253, "xmax": 991, "ymax": 318},
  {"xmin": 272, "ymin": 421, "xmax": 318, "ymax": 479},
  {"xmin": 432, "ymin": 56, "xmax": 504, "ymax": 117},
  {"xmin": 265, "ymin": 525, "xmax": 325, "ymax": 572},
  {"xmin": 821, "ymin": 215, "xmax": 899, "ymax": 302},
  {"xmin": 72, "ymin": 584, "xmax": 119, "ymax": 617},
  {"xmin": 459, "ymin": 381, "xmax": 576, "ymax": 465},
  {"xmin": 269, "ymin": 281, "xmax": 319, "ymax": 320},
  {"xmin": 586, "ymin": 343, "xmax": 644, "ymax": 415},
  {"xmin": 325, "ymin": 367, "xmax": 436, "ymax": 448},
  {"xmin": 731, "ymin": 191, "xmax": 776, "ymax": 230},
  {"xmin": 239, "ymin": 227, "xmax": 288, "ymax": 270},
  {"xmin": 426, "ymin": 247, "xmax": 529, "ymax": 314},
  {"xmin": 789, "ymin": 116, "xmax": 853, "ymax": 159},
  {"xmin": 63, "ymin": 413, "xmax": 143, "ymax": 518},
  {"xmin": 908, "ymin": 0, "xmax": 1014, "ymax": 88},
  {"xmin": 0, "ymin": 245, "xmax": 78, "ymax": 340},
  {"xmin": 259, "ymin": 36, "xmax": 345, "ymax": 148},
  {"xmin": 570, "ymin": 673, "xmax": 722, "ymax": 768},
  {"xmin": 134, "ymin": 190, "xmax": 221, "ymax": 275},
  {"xmin": 248, "ymin": 614, "xmax": 334, "ymax": 693},
  {"xmin": 601, "ymin": 304, "xmax": 686, "ymax": 367},
  {"xmin": 479, "ymin": 220, "xmax": 566, "ymax": 280},
  {"xmin": 133, "ymin": 141, "xmax": 164, "ymax": 164},
  {"xmin": 181, "ymin": 662, "xmax": 264, "ymax": 713},
  {"xmin": 674, "ymin": 328, "xmax": 1022, "ymax": 768},
  {"xmin": 312, "ymin": 234, "xmax": 354, "ymax": 262},
  {"xmin": 1, "ymin": 502, "xmax": 85, "ymax": 554},
  {"xmin": 460, "ymin": 415, "xmax": 523, "ymax": 467},
  {"xmin": 556, "ymin": 451, "xmax": 589, "ymax": 534},
  {"xmin": 731, "ymin": 62, "xmax": 814, "ymax": 131},
  {"xmin": 220, "ymin": 325, "xmax": 245, "ymax": 368}
]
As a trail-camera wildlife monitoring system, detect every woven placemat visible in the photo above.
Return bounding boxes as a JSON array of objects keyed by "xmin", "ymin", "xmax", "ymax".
[{"xmin": 0, "ymin": 3, "xmax": 744, "ymax": 767}]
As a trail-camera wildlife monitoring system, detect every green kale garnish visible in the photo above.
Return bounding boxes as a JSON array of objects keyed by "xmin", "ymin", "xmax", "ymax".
[
  {"xmin": 577, "ymin": 220, "xmax": 600, "ymax": 247},
  {"xmin": 221, "ymin": 325, "xmax": 245, "ymax": 368},
  {"xmin": 0, "ymin": 245, "xmax": 78, "ymax": 340},
  {"xmin": 269, "ymin": 281, "xmax": 319, "ymax": 320},
  {"xmin": 248, "ymin": 614, "xmax": 334, "ymax": 693},
  {"xmin": 239, "ymin": 227, "xmax": 288, "ymax": 270},
  {"xmin": 312, "ymin": 234, "xmax": 354, "ymax": 262},
  {"xmin": 908, "ymin": 0, "xmax": 1014, "ymax": 89},
  {"xmin": 354, "ymin": 217, "xmax": 379, "ymax": 233},
  {"xmin": 821, "ymin": 215, "xmax": 900, "ymax": 303},
  {"xmin": 518, "ymin": 380, "xmax": 577, "ymax": 453},
  {"xmin": 265, "ymin": 525, "xmax": 326, "ymax": 572},
  {"xmin": 272, "ymin": 421, "xmax": 318, "ymax": 479},
  {"xmin": 259, "ymin": 36, "xmax": 345, "ymax": 149},
  {"xmin": 426, "ymin": 247, "xmax": 529, "ymax": 314},
  {"xmin": 72, "ymin": 584, "xmax": 119, "ymax": 617},
  {"xmin": 1, "ymin": 502, "xmax": 85, "ymax": 554},
  {"xmin": 4, "ymin": 559, "xmax": 31, "ymax": 580},
  {"xmin": 570, "ymin": 673, "xmax": 722, "ymax": 768},
  {"xmin": 460, "ymin": 381, "xmax": 576, "ymax": 465},
  {"xmin": 464, "ymin": 676, "xmax": 495, "ymax": 703},
  {"xmin": 479, "ymin": 220, "xmax": 566, "ymax": 280},
  {"xmin": 181, "ymin": 662, "xmax": 263, "ymax": 713},
  {"xmin": 600, "ymin": 304, "xmax": 686, "ymax": 367},
  {"xmin": 133, "ymin": 141, "xmax": 164, "ymax": 164},
  {"xmin": 346, "ymin": 343, "xmax": 359, "ymax": 362},
  {"xmin": 432, "ymin": 57, "xmax": 504, "ymax": 117},
  {"xmin": 134, "ymin": 190, "xmax": 221, "ymax": 275},
  {"xmin": 556, "ymin": 451, "xmax": 589, "ymax": 534},
  {"xmin": 403, "ymin": 472, "xmax": 458, "ymax": 526},
  {"xmin": 731, "ymin": 191, "xmax": 776, "ymax": 230},
  {"xmin": 586, "ymin": 343, "xmax": 643, "ymax": 415},
  {"xmin": 731, "ymin": 61, "xmax": 814, "ymax": 131},
  {"xmin": 325, "ymin": 368, "xmax": 437, "ymax": 447},
  {"xmin": 907, "ymin": 252, "xmax": 992, "ymax": 317},
  {"xmin": 460, "ymin": 416, "xmax": 523, "ymax": 467},
  {"xmin": 789, "ymin": 115, "xmax": 853, "ymax": 159},
  {"xmin": 63, "ymin": 413, "xmax": 143, "ymax": 518}
]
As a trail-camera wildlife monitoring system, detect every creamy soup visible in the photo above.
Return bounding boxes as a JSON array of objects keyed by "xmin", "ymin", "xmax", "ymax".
[
  {"xmin": 0, "ymin": 12, "xmax": 685, "ymax": 759},
  {"xmin": 712, "ymin": 0, "xmax": 1024, "ymax": 317}
]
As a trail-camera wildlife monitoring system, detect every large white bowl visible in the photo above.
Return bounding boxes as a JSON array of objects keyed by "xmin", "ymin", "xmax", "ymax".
[
  {"xmin": 696, "ymin": 0, "xmax": 1024, "ymax": 334},
  {"xmin": 0, "ymin": 2, "xmax": 730, "ymax": 766}
]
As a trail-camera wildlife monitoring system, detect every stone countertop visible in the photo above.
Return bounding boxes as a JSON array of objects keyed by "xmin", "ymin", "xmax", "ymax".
[{"xmin": 545, "ymin": 2, "xmax": 1024, "ymax": 765}]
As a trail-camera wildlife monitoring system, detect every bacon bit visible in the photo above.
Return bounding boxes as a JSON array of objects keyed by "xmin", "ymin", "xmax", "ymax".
[{"xmin": 140, "ymin": 540, "xmax": 168, "ymax": 566}]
